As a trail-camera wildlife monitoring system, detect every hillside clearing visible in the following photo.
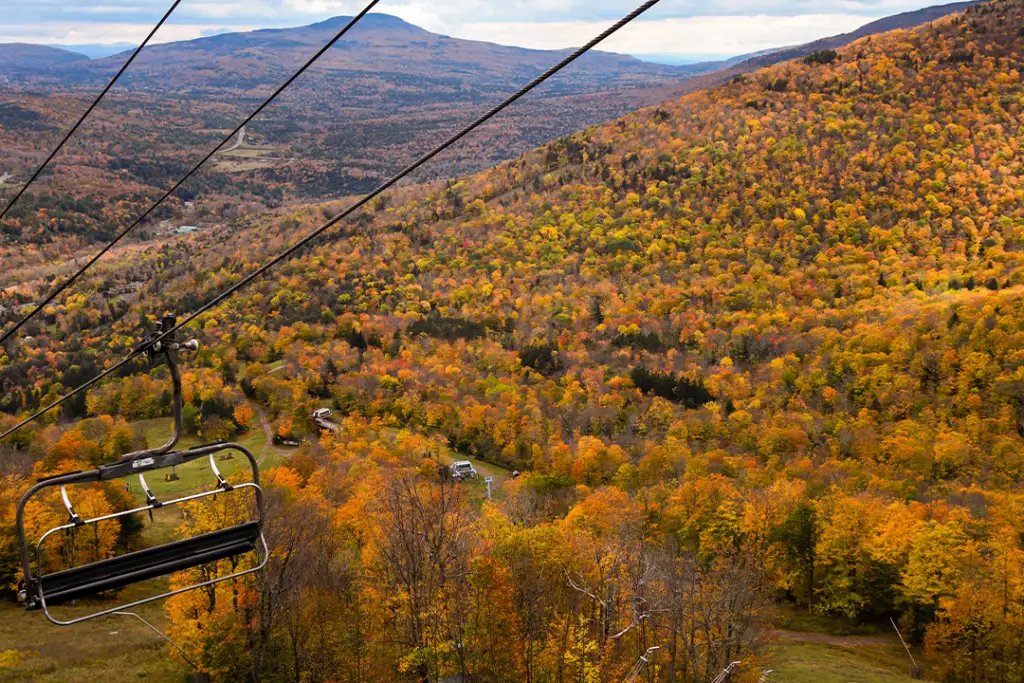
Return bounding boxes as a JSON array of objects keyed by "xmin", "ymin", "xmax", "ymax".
[{"xmin": 762, "ymin": 636, "xmax": 924, "ymax": 683}]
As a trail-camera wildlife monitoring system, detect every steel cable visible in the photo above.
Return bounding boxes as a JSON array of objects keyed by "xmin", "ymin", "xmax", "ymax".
[{"xmin": 0, "ymin": 0, "xmax": 662, "ymax": 442}]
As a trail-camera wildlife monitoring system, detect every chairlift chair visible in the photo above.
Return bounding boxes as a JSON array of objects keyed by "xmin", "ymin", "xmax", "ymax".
[{"xmin": 15, "ymin": 316, "xmax": 268, "ymax": 625}]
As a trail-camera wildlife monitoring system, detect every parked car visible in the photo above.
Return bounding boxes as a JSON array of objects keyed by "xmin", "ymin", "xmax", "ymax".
[
  {"xmin": 450, "ymin": 460, "xmax": 477, "ymax": 481},
  {"xmin": 312, "ymin": 408, "xmax": 332, "ymax": 419}
]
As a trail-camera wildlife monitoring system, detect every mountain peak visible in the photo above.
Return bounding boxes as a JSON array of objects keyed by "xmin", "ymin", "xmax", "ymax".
[{"xmin": 310, "ymin": 13, "xmax": 422, "ymax": 31}]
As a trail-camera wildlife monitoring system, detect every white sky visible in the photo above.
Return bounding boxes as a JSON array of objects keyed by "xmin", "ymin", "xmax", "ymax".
[{"xmin": 0, "ymin": 1, "xmax": 944, "ymax": 60}]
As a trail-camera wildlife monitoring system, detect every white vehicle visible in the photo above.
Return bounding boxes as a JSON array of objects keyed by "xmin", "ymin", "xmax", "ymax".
[
  {"xmin": 312, "ymin": 408, "xmax": 332, "ymax": 419},
  {"xmin": 450, "ymin": 460, "xmax": 477, "ymax": 481}
]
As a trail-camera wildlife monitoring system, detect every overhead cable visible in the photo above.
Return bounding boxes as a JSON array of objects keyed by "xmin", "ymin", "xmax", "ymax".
[
  {"xmin": 0, "ymin": 0, "xmax": 382, "ymax": 348},
  {"xmin": 0, "ymin": 0, "xmax": 184, "ymax": 223},
  {"xmin": 0, "ymin": 0, "xmax": 662, "ymax": 442}
]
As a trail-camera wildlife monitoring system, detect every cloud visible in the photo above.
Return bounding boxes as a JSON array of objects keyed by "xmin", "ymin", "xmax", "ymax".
[
  {"xmin": 0, "ymin": 0, "xmax": 938, "ymax": 59},
  {"xmin": 0, "ymin": 22, "xmax": 257, "ymax": 46},
  {"xmin": 448, "ymin": 14, "xmax": 876, "ymax": 55},
  {"xmin": 289, "ymin": 0, "xmax": 924, "ymax": 21},
  {"xmin": 199, "ymin": 27, "xmax": 237, "ymax": 37}
]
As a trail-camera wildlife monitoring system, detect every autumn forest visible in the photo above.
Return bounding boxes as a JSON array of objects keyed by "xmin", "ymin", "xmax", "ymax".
[{"xmin": 2, "ymin": 0, "xmax": 1024, "ymax": 682}]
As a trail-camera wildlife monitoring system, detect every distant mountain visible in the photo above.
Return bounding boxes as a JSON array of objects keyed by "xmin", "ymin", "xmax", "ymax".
[
  {"xmin": 732, "ymin": 0, "xmax": 984, "ymax": 70},
  {"xmin": 644, "ymin": 0, "xmax": 985, "ymax": 107},
  {"xmin": 665, "ymin": 47, "xmax": 792, "ymax": 78},
  {"xmin": 614, "ymin": 1, "xmax": 981, "ymax": 88},
  {"xmin": 0, "ymin": 44, "xmax": 88, "ymax": 72},
  {"xmin": 47, "ymin": 43, "xmax": 135, "ymax": 59},
  {"xmin": 16, "ymin": 13, "xmax": 684, "ymax": 98}
]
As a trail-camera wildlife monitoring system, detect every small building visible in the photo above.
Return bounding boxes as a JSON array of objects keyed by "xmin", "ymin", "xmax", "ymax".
[{"xmin": 170, "ymin": 225, "xmax": 201, "ymax": 235}]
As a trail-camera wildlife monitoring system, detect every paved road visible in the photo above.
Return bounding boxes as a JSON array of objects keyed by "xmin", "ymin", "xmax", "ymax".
[
  {"xmin": 221, "ymin": 124, "xmax": 247, "ymax": 153},
  {"xmin": 314, "ymin": 416, "xmax": 341, "ymax": 433}
]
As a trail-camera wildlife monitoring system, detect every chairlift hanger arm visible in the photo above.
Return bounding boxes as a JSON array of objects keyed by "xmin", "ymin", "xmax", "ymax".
[
  {"xmin": 128, "ymin": 316, "xmax": 198, "ymax": 460},
  {"xmin": 19, "ymin": 319, "xmax": 202, "ymax": 492}
]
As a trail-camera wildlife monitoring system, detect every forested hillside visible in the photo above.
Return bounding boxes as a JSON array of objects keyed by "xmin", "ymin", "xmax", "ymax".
[
  {"xmin": 0, "ymin": 6, "xmax": 977, "ymax": 253},
  {"xmin": 2, "ymin": 0, "xmax": 1024, "ymax": 681}
]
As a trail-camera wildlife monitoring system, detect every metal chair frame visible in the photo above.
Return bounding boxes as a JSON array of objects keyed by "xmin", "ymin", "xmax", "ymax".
[{"xmin": 15, "ymin": 317, "xmax": 268, "ymax": 625}]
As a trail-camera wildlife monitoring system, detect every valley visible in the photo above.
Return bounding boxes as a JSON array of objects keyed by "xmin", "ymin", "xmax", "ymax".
[{"xmin": 1, "ymin": 0, "xmax": 1023, "ymax": 681}]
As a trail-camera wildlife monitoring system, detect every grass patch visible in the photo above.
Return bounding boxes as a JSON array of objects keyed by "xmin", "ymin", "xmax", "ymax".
[
  {"xmin": 135, "ymin": 415, "xmax": 282, "ymax": 461},
  {"xmin": 133, "ymin": 417, "xmax": 200, "ymax": 450},
  {"xmin": 137, "ymin": 451, "xmax": 250, "ymax": 499},
  {"xmin": 213, "ymin": 160, "xmax": 275, "ymax": 173},
  {"xmin": 219, "ymin": 147, "xmax": 273, "ymax": 158},
  {"xmin": 761, "ymin": 639, "xmax": 921, "ymax": 683},
  {"xmin": 775, "ymin": 605, "xmax": 892, "ymax": 637},
  {"xmin": 131, "ymin": 416, "xmax": 285, "ymax": 502},
  {"xmin": 0, "ymin": 581, "xmax": 187, "ymax": 683}
]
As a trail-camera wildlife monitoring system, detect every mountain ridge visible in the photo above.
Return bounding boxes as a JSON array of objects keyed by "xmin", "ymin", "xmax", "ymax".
[
  {"xmin": 736, "ymin": 0, "xmax": 984, "ymax": 69},
  {"xmin": 667, "ymin": 0, "xmax": 986, "ymax": 94},
  {"xmin": 0, "ymin": 43, "xmax": 90, "ymax": 72},
  {"xmin": 0, "ymin": 3, "xmax": 983, "ymax": 87},
  {"xmin": 19, "ymin": 12, "xmax": 684, "ymax": 92},
  {"xmin": 0, "ymin": 12, "xmax": 692, "ymax": 247}
]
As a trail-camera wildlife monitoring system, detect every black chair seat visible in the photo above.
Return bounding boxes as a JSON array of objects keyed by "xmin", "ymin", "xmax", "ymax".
[{"xmin": 37, "ymin": 521, "xmax": 261, "ymax": 607}]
